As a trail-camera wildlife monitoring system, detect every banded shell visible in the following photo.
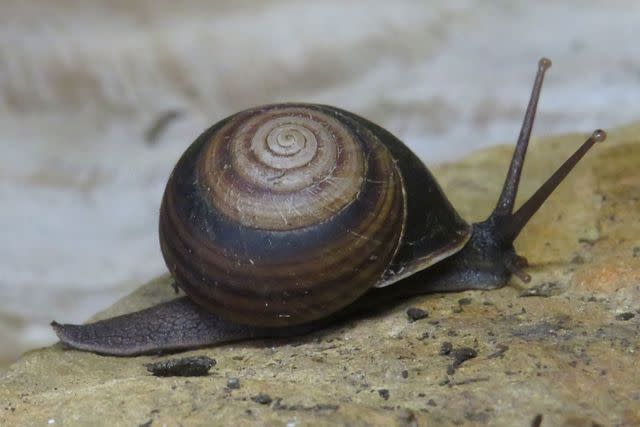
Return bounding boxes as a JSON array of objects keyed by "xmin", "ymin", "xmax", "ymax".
[{"xmin": 159, "ymin": 104, "xmax": 470, "ymax": 327}]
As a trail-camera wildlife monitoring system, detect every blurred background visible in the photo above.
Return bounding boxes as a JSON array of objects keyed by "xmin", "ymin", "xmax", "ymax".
[{"xmin": 1, "ymin": 0, "xmax": 638, "ymax": 368}]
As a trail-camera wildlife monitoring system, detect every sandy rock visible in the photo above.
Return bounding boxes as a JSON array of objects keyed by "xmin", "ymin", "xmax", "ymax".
[{"xmin": 1, "ymin": 126, "xmax": 639, "ymax": 426}]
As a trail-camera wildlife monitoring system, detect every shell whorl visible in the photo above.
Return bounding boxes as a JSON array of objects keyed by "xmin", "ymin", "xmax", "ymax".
[
  {"xmin": 200, "ymin": 106, "xmax": 365, "ymax": 230},
  {"xmin": 159, "ymin": 104, "xmax": 406, "ymax": 327}
]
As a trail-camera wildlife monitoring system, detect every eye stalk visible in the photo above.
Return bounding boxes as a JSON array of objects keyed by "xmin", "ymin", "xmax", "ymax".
[
  {"xmin": 496, "ymin": 128, "xmax": 606, "ymax": 244},
  {"xmin": 483, "ymin": 57, "xmax": 606, "ymax": 281},
  {"xmin": 492, "ymin": 57, "xmax": 552, "ymax": 219}
]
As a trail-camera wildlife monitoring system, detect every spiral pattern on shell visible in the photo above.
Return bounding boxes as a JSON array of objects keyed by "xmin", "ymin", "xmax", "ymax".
[
  {"xmin": 200, "ymin": 106, "xmax": 366, "ymax": 230},
  {"xmin": 159, "ymin": 104, "xmax": 406, "ymax": 327}
]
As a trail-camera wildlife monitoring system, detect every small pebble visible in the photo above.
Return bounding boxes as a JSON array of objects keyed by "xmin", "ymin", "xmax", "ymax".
[
  {"xmin": 227, "ymin": 377, "xmax": 240, "ymax": 389},
  {"xmin": 252, "ymin": 393, "xmax": 273, "ymax": 405},
  {"xmin": 439, "ymin": 342, "xmax": 453, "ymax": 356},
  {"xmin": 531, "ymin": 414, "xmax": 543, "ymax": 427},
  {"xmin": 444, "ymin": 346, "xmax": 478, "ymax": 375},
  {"xmin": 406, "ymin": 307, "xmax": 428, "ymax": 322},
  {"xmin": 451, "ymin": 347, "xmax": 478, "ymax": 366},
  {"xmin": 145, "ymin": 356, "xmax": 216, "ymax": 377},
  {"xmin": 438, "ymin": 378, "xmax": 450, "ymax": 386},
  {"xmin": 378, "ymin": 389, "xmax": 390, "ymax": 400},
  {"xmin": 615, "ymin": 312, "xmax": 635, "ymax": 321}
]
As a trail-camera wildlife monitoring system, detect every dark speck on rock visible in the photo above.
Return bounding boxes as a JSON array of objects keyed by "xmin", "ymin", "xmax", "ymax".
[
  {"xmin": 458, "ymin": 298, "xmax": 472, "ymax": 306},
  {"xmin": 252, "ymin": 393, "xmax": 273, "ymax": 405},
  {"xmin": 227, "ymin": 377, "xmax": 240, "ymax": 389},
  {"xmin": 378, "ymin": 389, "xmax": 390, "ymax": 400},
  {"xmin": 145, "ymin": 356, "xmax": 216, "ymax": 377},
  {"xmin": 401, "ymin": 370, "xmax": 409, "ymax": 379},
  {"xmin": 633, "ymin": 247, "xmax": 640, "ymax": 257},
  {"xmin": 531, "ymin": 414, "xmax": 543, "ymax": 427},
  {"xmin": 406, "ymin": 307, "xmax": 428, "ymax": 322},
  {"xmin": 452, "ymin": 348, "xmax": 477, "ymax": 365},
  {"xmin": 615, "ymin": 312, "xmax": 635, "ymax": 321},
  {"xmin": 439, "ymin": 342, "xmax": 453, "ymax": 356},
  {"xmin": 438, "ymin": 378, "xmax": 450, "ymax": 386},
  {"xmin": 445, "ymin": 347, "xmax": 478, "ymax": 375}
]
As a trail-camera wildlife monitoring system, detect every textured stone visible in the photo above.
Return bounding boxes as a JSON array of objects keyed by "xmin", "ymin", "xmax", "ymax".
[{"xmin": 1, "ymin": 126, "xmax": 639, "ymax": 426}]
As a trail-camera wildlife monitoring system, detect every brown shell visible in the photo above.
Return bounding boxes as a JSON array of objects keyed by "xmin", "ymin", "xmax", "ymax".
[{"xmin": 159, "ymin": 104, "xmax": 470, "ymax": 327}]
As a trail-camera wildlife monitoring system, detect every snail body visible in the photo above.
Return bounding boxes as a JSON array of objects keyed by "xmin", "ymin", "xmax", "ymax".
[{"xmin": 53, "ymin": 59, "xmax": 606, "ymax": 355}]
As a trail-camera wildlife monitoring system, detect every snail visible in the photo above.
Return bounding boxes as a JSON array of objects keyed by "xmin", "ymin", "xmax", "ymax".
[{"xmin": 52, "ymin": 58, "xmax": 606, "ymax": 356}]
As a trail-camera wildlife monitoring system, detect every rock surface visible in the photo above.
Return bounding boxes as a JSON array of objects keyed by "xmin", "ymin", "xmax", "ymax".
[
  {"xmin": 3, "ymin": 1, "xmax": 640, "ymax": 363},
  {"xmin": 2, "ymin": 127, "xmax": 639, "ymax": 426}
]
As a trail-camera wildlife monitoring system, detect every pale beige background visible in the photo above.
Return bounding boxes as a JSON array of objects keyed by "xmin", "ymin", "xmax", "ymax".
[{"xmin": 1, "ymin": 0, "xmax": 638, "ymax": 366}]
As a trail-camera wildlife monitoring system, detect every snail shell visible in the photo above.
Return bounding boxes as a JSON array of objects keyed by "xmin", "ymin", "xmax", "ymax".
[{"xmin": 159, "ymin": 104, "xmax": 470, "ymax": 327}]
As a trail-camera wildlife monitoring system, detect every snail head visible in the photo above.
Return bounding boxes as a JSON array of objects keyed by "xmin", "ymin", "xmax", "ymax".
[{"xmin": 470, "ymin": 58, "xmax": 606, "ymax": 283}]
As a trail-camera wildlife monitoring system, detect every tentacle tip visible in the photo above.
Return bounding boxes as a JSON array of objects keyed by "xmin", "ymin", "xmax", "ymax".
[
  {"xmin": 592, "ymin": 129, "xmax": 607, "ymax": 143},
  {"xmin": 538, "ymin": 57, "xmax": 552, "ymax": 71},
  {"xmin": 512, "ymin": 269, "xmax": 532, "ymax": 283},
  {"xmin": 505, "ymin": 255, "xmax": 532, "ymax": 283},
  {"xmin": 50, "ymin": 321, "xmax": 66, "ymax": 338}
]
